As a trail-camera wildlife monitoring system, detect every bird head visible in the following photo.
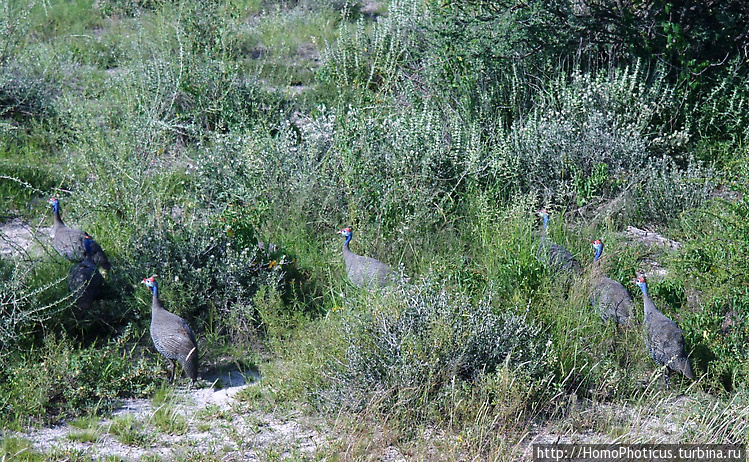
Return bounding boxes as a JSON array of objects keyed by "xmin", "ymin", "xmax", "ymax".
[
  {"xmin": 48, "ymin": 197, "xmax": 59, "ymax": 212},
  {"xmin": 142, "ymin": 275, "xmax": 159, "ymax": 295},
  {"xmin": 634, "ymin": 275, "xmax": 648, "ymax": 294},
  {"xmin": 537, "ymin": 209, "xmax": 549, "ymax": 228},
  {"xmin": 83, "ymin": 234, "xmax": 94, "ymax": 255},
  {"xmin": 592, "ymin": 239, "xmax": 603, "ymax": 261},
  {"xmin": 338, "ymin": 227, "xmax": 353, "ymax": 246}
]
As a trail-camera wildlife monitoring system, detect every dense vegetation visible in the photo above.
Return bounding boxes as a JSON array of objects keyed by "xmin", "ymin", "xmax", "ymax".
[{"xmin": 1, "ymin": 0, "xmax": 748, "ymax": 458}]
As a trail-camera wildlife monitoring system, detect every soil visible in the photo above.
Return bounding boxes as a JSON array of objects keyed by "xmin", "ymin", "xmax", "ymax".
[
  {"xmin": 0, "ymin": 217, "xmax": 50, "ymax": 259},
  {"xmin": 9, "ymin": 369, "xmax": 336, "ymax": 461}
]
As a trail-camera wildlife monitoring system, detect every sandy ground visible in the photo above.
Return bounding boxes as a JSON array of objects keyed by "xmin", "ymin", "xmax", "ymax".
[
  {"xmin": 11, "ymin": 369, "xmax": 336, "ymax": 461},
  {"xmin": 0, "ymin": 218, "xmax": 50, "ymax": 259}
]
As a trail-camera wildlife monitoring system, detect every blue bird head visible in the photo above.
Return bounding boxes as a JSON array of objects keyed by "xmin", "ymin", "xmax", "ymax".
[
  {"xmin": 634, "ymin": 276, "xmax": 648, "ymax": 295},
  {"xmin": 142, "ymin": 275, "xmax": 159, "ymax": 295},
  {"xmin": 48, "ymin": 197, "xmax": 60, "ymax": 213},
  {"xmin": 83, "ymin": 234, "xmax": 94, "ymax": 255},
  {"xmin": 537, "ymin": 208, "xmax": 549, "ymax": 228},
  {"xmin": 592, "ymin": 239, "xmax": 603, "ymax": 261},
  {"xmin": 338, "ymin": 227, "xmax": 353, "ymax": 243}
]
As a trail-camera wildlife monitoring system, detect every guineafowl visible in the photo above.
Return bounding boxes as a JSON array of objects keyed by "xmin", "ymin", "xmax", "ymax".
[
  {"xmin": 142, "ymin": 275, "xmax": 199, "ymax": 385},
  {"xmin": 338, "ymin": 227, "xmax": 396, "ymax": 288},
  {"xmin": 536, "ymin": 209, "xmax": 582, "ymax": 274},
  {"xmin": 589, "ymin": 239, "xmax": 634, "ymax": 325},
  {"xmin": 67, "ymin": 235, "xmax": 104, "ymax": 312},
  {"xmin": 634, "ymin": 276, "xmax": 694, "ymax": 385},
  {"xmin": 48, "ymin": 198, "xmax": 111, "ymax": 272}
]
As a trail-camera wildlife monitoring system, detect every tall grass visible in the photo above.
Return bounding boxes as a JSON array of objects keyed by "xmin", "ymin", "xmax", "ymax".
[{"xmin": 0, "ymin": 0, "xmax": 746, "ymax": 456}]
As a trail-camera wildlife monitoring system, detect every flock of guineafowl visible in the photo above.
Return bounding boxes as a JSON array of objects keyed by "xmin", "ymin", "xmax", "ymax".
[
  {"xmin": 49, "ymin": 198, "xmax": 693, "ymax": 388},
  {"xmin": 536, "ymin": 208, "xmax": 694, "ymax": 385}
]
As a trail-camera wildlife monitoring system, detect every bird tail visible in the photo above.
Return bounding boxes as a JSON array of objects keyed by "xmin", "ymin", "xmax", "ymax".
[
  {"xmin": 683, "ymin": 359, "xmax": 695, "ymax": 380},
  {"xmin": 183, "ymin": 347, "xmax": 199, "ymax": 381}
]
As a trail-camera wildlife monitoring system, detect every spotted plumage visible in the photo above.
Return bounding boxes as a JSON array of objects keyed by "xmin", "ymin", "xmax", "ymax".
[
  {"xmin": 635, "ymin": 276, "xmax": 694, "ymax": 385},
  {"xmin": 590, "ymin": 239, "xmax": 634, "ymax": 325},
  {"xmin": 338, "ymin": 227, "xmax": 397, "ymax": 289},
  {"xmin": 48, "ymin": 197, "xmax": 111, "ymax": 272},
  {"xmin": 536, "ymin": 209, "xmax": 582, "ymax": 274},
  {"xmin": 142, "ymin": 275, "xmax": 198, "ymax": 385},
  {"xmin": 67, "ymin": 235, "xmax": 104, "ymax": 312}
]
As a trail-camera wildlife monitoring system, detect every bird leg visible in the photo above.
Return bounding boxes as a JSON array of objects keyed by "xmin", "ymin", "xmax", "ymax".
[
  {"xmin": 167, "ymin": 359, "xmax": 176, "ymax": 383},
  {"xmin": 662, "ymin": 367, "xmax": 671, "ymax": 389}
]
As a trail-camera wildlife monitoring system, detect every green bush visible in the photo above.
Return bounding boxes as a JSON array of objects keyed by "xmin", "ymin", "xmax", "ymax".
[
  {"xmin": 668, "ymin": 187, "xmax": 749, "ymax": 390},
  {"xmin": 126, "ymin": 216, "xmax": 288, "ymax": 340},
  {"xmin": 0, "ymin": 437, "xmax": 46, "ymax": 462},
  {"xmin": 316, "ymin": 278, "xmax": 555, "ymax": 420},
  {"xmin": 692, "ymin": 60, "xmax": 749, "ymax": 154},
  {"xmin": 504, "ymin": 65, "xmax": 704, "ymax": 207},
  {"xmin": 628, "ymin": 156, "xmax": 714, "ymax": 226},
  {"xmin": 0, "ymin": 72, "xmax": 57, "ymax": 123},
  {"xmin": 0, "ymin": 260, "xmax": 67, "ymax": 361},
  {"xmin": 96, "ymin": 0, "xmax": 164, "ymax": 18},
  {"xmin": 319, "ymin": 0, "xmax": 418, "ymax": 95},
  {"xmin": 0, "ymin": 329, "xmax": 156, "ymax": 427}
]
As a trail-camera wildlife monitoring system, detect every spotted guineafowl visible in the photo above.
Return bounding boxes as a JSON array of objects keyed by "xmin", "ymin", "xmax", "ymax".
[
  {"xmin": 634, "ymin": 276, "xmax": 694, "ymax": 385},
  {"xmin": 67, "ymin": 235, "xmax": 104, "ymax": 312},
  {"xmin": 536, "ymin": 209, "xmax": 582, "ymax": 274},
  {"xmin": 142, "ymin": 275, "xmax": 198, "ymax": 385},
  {"xmin": 589, "ymin": 239, "xmax": 634, "ymax": 325},
  {"xmin": 338, "ymin": 227, "xmax": 396, "ymax": 289},
  {"xmin": 48, "ymin": 198, "xmax": 111, "ymax": 272}
]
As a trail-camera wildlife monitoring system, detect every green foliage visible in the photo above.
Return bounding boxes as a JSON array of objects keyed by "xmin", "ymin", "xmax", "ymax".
[
  {"xmin": 28, "ymin": 0, "xmax": 104, "ymax": 39},
  {"xmin": 0, "ymin": 437, "xmax": 46, "ymax": 462},
  {"xmin": 574, "ymin": 163, "xmax": 609, "ymax": 206},
  {"xmin": 0, "ymin": 0, "xmax": 746, "ymax": 449},
  {"xmin": 319, "ymin": 0, "xmax": 417, "ymax": 95},
  {"xmin": 0, "ymin": 125, "xmax": 63, "ymax": 215},
  {"xmin": 0, "ymin": 329, "xmax": 156, "ymax": 427},
  {"xmin": 127, "ymin": 216, "xmax": 288, "ymax": 342},
  {"xmin": 151, "ymin": 388, "xmax": 188, "ymax": 435},
  {"xmin": 315, "ymin": 278, "xmax": 555, "ymax": 422},
  {"xmin": 628, "ymin": 156, "xmax": 713, "ymax": 226},
  {"xmin": 67, "ymin": 416, "xmax": 103, "ymax": 444},
  {"xmin": 106, "ymin": 414, "xmax": 153, "ymax": 446},
  {"xmin": 669, "ymin": 185, "xmax": 749, "ymax": 390},
  {"xmin": 693, "ymin": 62, "xmax": 749, "ymax": 149},
  {"xmin": 420, "ymin": 0, "xmax": 538, "ymax": 126},
  {"xmin": 424, "ymin": 0, "xmax": 749, "ymax": 100},
  {"xmin": 462, "ymin": 193, "xmax": 544, "ymax": 301},
  {"xmin": 0, "ymin": 71, "xmax": 57, "ymax": 122},
  {"xmin": 67, "ymin": 423, "xmax": 102, "ymax": 443},
  {"xmin": 0, "ymin": 259, "xmax": 67, "ymax": 361}
]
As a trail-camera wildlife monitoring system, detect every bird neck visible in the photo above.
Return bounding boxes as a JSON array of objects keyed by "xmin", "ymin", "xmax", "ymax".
[
  {"xmin": 594, "ymin": 247, "xmax": 602, "ymax": 262},
  {"xmin": 52, "ymin": 205, "xmax": 64, "ymax": 227},
  {"xmin": 343, "ymin": 234, "xmax": 352, "ymax": 248},
  {"xmin": 152, "ymin": 292, "xmax": 165, "ymax": 311},
  {"xmin": 542, "ymin": 215, "xmax": 549, "ymax": 230},
  {"xmin": 638, "ymin": 283, "xmax": 648, "ymax": 297},
  {"xmin": 149, "ymin": 283, "xmax": 160, "ymax": 298}
]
